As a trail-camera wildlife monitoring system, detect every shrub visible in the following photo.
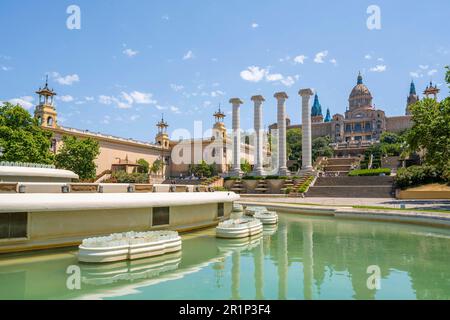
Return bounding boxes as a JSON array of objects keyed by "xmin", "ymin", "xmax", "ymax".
[
  {"xmin": 242, "ymin": 175, "xmax": 263, "ymax": 180},
  {"xmin": 284, "ymin": 187, "xmax": 292, "ymax": 194},
  {"xmin": 348, "ymin": 168, "xmax": 391, "ymax": 176},
  {"xmin": 297, "ymin": 176, "xmax": 315, "ymax": 193},
  {"xmin": 109, "ymin": 171, "xmax": 149, "ymax": 183},
  {"xmin": 214, "ymin": 186, "xmax": 227, "ymax": 191},
  {"xmin": 224, "ymin": 176, "xmax": 241, "ymax": 181},
  {"xmin": 265, "ymin": 175, "xmax": 280, "ymax": 180},
  {"xmin": 395, "ymin": 165, "xmax": 446, "ymax": 189}
]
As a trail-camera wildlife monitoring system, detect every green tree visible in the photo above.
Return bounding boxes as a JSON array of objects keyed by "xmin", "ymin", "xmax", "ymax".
[
  {"xmin": 312, "ymin": 136, "xmax": 333, "ymax": 161},
  {"xmin": 0, "ymin": 102, "xmax": 54, "ymax": 164},
  {"xmin": 150, "ymin": 159, "xmax": 162, "ymax": 174},
  {"xmin": 380, "ymin": 132, "xmax": 400, "ymax": 144},
  {"xmin": 445, "ymin": 65, "xmax": 450, "ymax": 90},
  {"xmin": 136, "ymin": 158, "xmax": 149, "ymax": 174},
  {"xmin": 286, "ymin": 128, "xmax": 302, "ymax": 160},
  {"xmin": 55, "ymin": 135, "xmax": 100, "ymax": 180},
  {"xmin": 240, "ymin": 158, "xmax": 252, "ymax": 174},
  {"xmin": 189, "ymin": 160, "xmax": 212, "ymax": 178},
  {"xmin": 406, "ymin": 67, "xmax": 450, "ymax": 171}
]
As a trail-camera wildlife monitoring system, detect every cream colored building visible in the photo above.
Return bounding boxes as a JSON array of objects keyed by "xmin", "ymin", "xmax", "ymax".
[{"xmin": 33, "ymin": 81, "xmax": 255, "ymax": 179}]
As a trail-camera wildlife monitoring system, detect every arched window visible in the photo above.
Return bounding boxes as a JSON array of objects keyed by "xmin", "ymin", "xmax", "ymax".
[
  {"xmin": 212, "ymin": 148, "xmax": 216, "ymax": 158},
  {"xmin": 37, "ymin": 116, "xmax": 42, "ymax": 125},
  {"xmin": 47, "ymin": 117, "xmax": 53, "ymax": 126}
]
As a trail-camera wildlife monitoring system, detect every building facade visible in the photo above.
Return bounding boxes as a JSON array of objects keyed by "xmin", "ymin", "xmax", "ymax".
[
  {"xmin": 271, "ymin": 73, "xmax": 417, "ymax": 153},
  {"xmin": 32, "ymin": 83, "xmax": 255, "ymax": 179}
]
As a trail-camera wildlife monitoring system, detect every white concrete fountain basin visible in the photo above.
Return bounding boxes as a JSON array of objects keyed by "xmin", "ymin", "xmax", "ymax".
[
  {"xmin": 216, "ymin": 218, "xmax": 263, "ymax": 239},
  {"xmin": 78, "ymin": 231, "xmax": 182, "ymax": 263}
]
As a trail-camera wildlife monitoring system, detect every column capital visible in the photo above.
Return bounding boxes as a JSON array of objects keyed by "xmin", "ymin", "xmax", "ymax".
[
  {"xmin": 299, "ymin": 88, "xmax": 314, "ymax": 97},
  {"xmin": 251, "ymin": 95, "xmax": 265, "ymax": 102},
  {"xmin": 229, "ymin": 98, "xmax": 244, "ymax": 105},
  {"xmin": 274, "ymin": 92, "xmax": 288, "ymax": 100}
]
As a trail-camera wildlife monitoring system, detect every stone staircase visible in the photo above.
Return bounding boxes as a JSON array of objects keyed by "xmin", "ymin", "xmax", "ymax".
[
  {"xmin": 280, "ymin": 178, "xmax": 295, "ymax": 193},
  {"xmin": 254, "ymin": 179, "xmax": 268, "ymax": 193},
  {"xmin": 306, "ymin": 176, "xmax": 394, "ymax": 198},
  {"xmin": 322, "ymin": 157, "xmax": 359, "ymax": 176},
  {"xmin": 230, "ymin": 180, "xmax": 245, "ymax": 194}
]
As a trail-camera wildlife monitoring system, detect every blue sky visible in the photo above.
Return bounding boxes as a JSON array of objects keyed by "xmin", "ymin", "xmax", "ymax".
[{"xmin": 0, "ymin": 0, "xmax": 449, "ymax": 141}]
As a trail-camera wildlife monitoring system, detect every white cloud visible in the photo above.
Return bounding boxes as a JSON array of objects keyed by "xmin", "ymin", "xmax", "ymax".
[
  {"xmin": 239, "ymin": 66, "xmax": 297, "ymax": 87},
  {"xmin": 8, "ymin": 96, "xmax": 34, "ymax": 109},
  {"xmin": 211, "ymin": 90, "xmax": 225, "ymax": 97},
  {"xmin": 329, "ymin": 58, "xmax": 338, "ymax": 66},
  {"xmin": 1, "ymin": 66, "xmax": 12, "ymax": 71},
  {"xmin": 280, "ymin": 76, "xmax": 295, "ymax": 87},
  {"xmin": 314, "ymin": 50, "xmax": 328, "ymax": 63},
  {"xmin": 266, "ymin": 73, "xmax": 283, "ymax": 81},
  {"xmin": 428, "ymin": 69, "xmax": 438, "ymax": 76},
  {"xmin": 240, "ymin": 66, "xmax": 267, "ymax": 82},
  {"xmin": 182, "ymin": 50, "xmax": 194, "ymax": 60},
  {"xmin": 130, "ymin": 91, "xmax": 156, "ymax": 104},
  {"xmin": 377, "ymin": 57, "xmax": 384, "ymax": 62},
  {"xmin": 170, "ymin": 106, "xmax": 181, "ymax": 114},
  {"xmin": 98, "ymin": 95, "xmax": 114, "ymax": 105},
  {"xmin": 293, "ymin": 55, "xmax": 307, "ymax": 64},
  {"xmin": 123, "ymin": 48, "xmax": 139, "ymax": 57},
  {"xmin": 85, "ymin": 96, "xmax": 94, "ymax": 101},
  {"xmin": 369, "ymin": 65, "xmax": 387, "ymax": 72},
  {"xmin": 129, "ymin": 114, "xmax": 140, "ymax": 121},
  {"xmin": 364, "ymin": 54, "xmax": 372, "ymax": 60},
  {"xmin": 59, "ymin": 95, "xmax": 74, "ymax": 102},
  {"xmin": 419, "ymin": 65, "xmax": 429, "ymax": 70},
  {"xmin": 101, "ymin": 115, "xmax": 110, "ymax": 124},
  {"xmin": 251, "ymin": 23, "xmax": 259, "ymax": 28},
  {"xmin": 120, "ymin": 92, "xmax": 134, "ymax": 105},
  {"xmin": 155, "ymin": 105, "xmax": 167, "ymax": 110},
  {"xmin": 170, "ymin": 84, "xmax": 184, "ymax": 92},
  {"xmin": 52, "ymin": 72, "xmax": 80, "ymax": 85},
  {"xmin": 409, "ymin": 71, "xmax": 421, "ymax": 78}
]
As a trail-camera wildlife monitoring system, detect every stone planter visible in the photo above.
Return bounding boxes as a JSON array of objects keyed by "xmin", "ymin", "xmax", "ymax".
[
  {"xmin": 242, "ymin": 180, "xmax": 258, "ymax": 193},
  {"xmin": 266, "ymin": 179, "xmax": 285, "ymax": 194}
]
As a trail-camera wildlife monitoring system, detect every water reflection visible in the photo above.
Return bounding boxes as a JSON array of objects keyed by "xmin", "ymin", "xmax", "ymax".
[{"xmin": 0, "ymin": 213, "xmax": 449, "ymax": 300}]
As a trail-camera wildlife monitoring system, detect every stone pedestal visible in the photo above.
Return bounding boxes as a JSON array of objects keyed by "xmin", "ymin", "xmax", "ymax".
[
  {"xmin": 251, "ymin": 95, "xmax": 265, "ymax": 176},
  {"xmin": 274, "ymin": 92, "xmax": 289, "ymax": 176},
  {"xmin": 230, "ymin": 98, "xmax": 244, "ymax": 176},
  {"xmin": 299, "ymin": 89, "xmax": 314, "ymax": 172}
]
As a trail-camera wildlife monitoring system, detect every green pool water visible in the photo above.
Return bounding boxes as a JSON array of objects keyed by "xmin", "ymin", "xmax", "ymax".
[{"xmin": 0, "ymin": 213, "xmax": 449, "ymax": 300}]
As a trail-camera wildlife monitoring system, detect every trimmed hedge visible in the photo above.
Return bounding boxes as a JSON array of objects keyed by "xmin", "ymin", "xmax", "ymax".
[
  {"xmin": 348, "ymin": 168, "xmax": 391, "ymax": 176},
  {"xmin": 297, "ymin": 176, "xmax": 315, "ymax": 193},
  {"xmin": 395, "ymin": 165, "xmax": 447, "ymax": 189},
  {"xmin": 223, "ymin": 176, "xmax": 241, "ymax": 181},
  {"xmin": 242, "ymin": 175, "xmax": 264, "ymax": 180}
]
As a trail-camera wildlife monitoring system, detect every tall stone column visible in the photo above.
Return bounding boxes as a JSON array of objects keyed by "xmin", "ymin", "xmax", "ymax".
[
  {"xmin": 274, "ymin": 92, "xmax": 289, "ymax": 176},
  {"xmin": 230, "ymin": 98, "xmax": 243, "ymax": 176},
  {"xmin": 299, "ymin": 89, "xmax": 314, "ymax": 171},
  {"xmin": 251, "ymin": 95, "xmax": 265, "ymax": 176}
]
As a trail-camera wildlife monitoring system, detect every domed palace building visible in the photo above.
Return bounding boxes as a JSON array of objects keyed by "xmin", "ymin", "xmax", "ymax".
[{"xmin": 274, "ymin": 72, "xmax": 423, "ymax": 157}]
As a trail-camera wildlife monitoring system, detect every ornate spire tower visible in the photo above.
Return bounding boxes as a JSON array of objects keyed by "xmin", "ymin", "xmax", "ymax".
[
  {"xmin": 311, "ymin": 93, "xmax": 324, "ymax": 123},
  {"xmin": 155, "ymin": 114, "xmax": 170, "ymax": 149},
  {"xmin": 406, "ymin": 80, "xmax": 419, "ymax": 115},
  {"xmin": 34, "ymin": 75, "xmax": 58, "ymax": 128},
  {"xmin": 212, "ymin": 104, "xmax": 226, "ymax": 140},
  {"xmin": 324, "ymin": 108, "xmax": 331, "ymax": 122},
  {"xmin": 423, "ymin": 81, "xmax": 440, "ymax": 100}
]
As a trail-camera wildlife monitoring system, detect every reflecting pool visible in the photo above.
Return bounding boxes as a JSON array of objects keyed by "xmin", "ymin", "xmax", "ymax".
[{"xmin": 0, "ymin": 213, "xmax": 449, "ymax": 300}]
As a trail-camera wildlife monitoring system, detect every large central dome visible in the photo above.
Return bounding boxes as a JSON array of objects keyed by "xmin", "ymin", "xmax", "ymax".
[{"xmin": 348, "ymin": 72, "xmax": 373, "ymax": 111}]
